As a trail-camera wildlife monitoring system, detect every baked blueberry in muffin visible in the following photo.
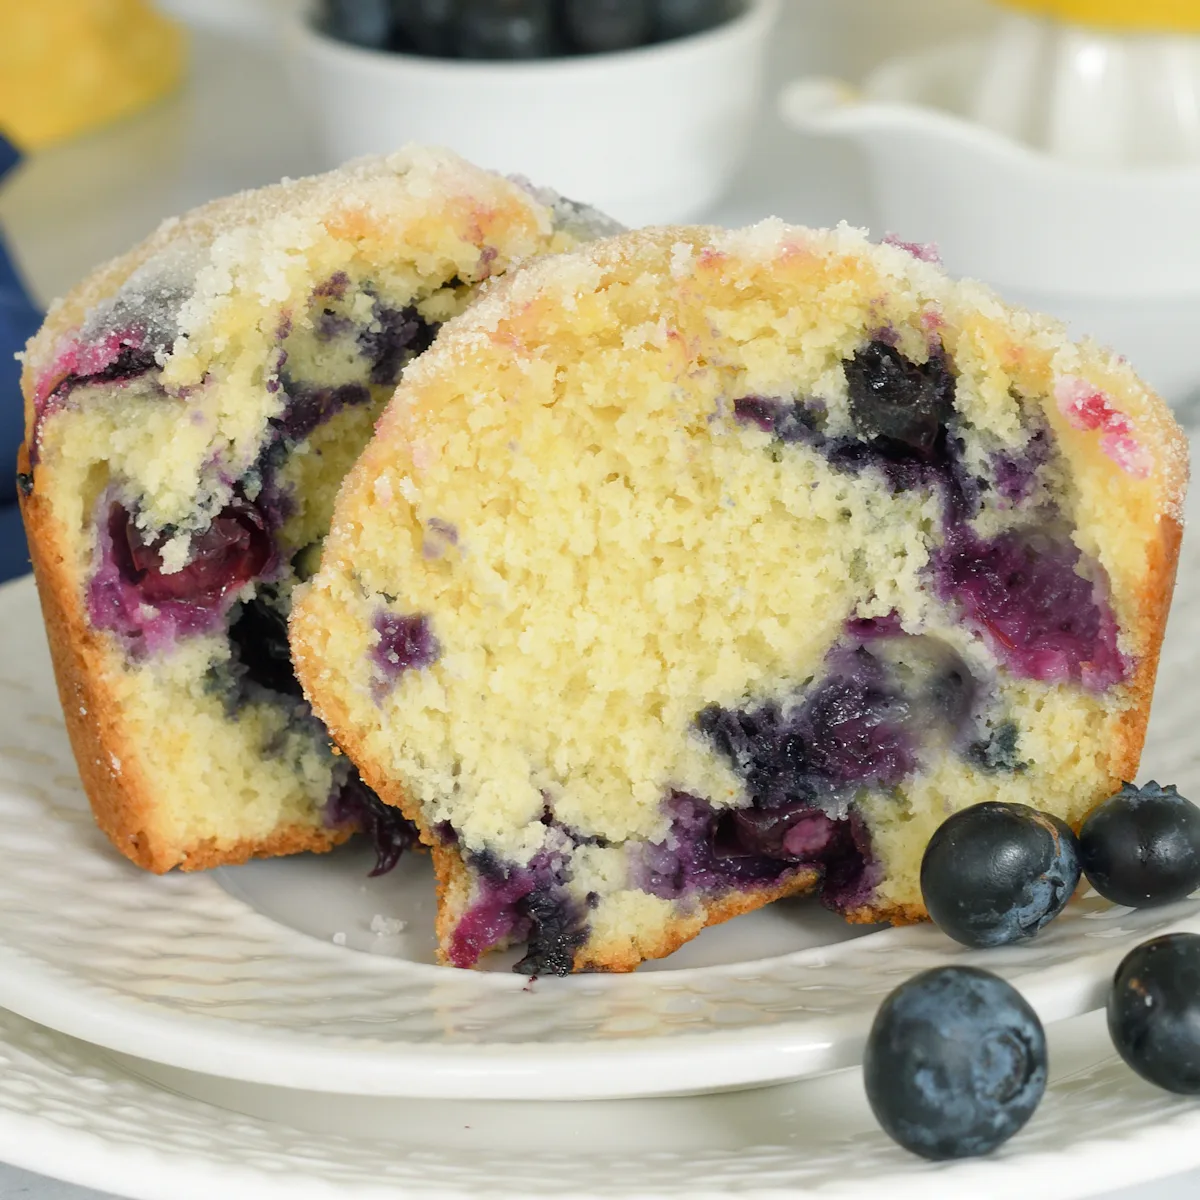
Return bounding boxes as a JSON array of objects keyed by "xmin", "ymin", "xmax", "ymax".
[
  {"xmin": 294, "ymin": 223, "xmax": 1186, "ymax": 973},
  {"xmin": 18, "ymin": 146, "xmax": 615, "ymax": 872}
]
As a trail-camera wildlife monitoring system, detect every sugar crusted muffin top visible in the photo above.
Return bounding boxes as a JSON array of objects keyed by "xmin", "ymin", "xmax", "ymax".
[{"xmin": 294, "ymin": 221, "xmax": 1186, "ymax": 884}]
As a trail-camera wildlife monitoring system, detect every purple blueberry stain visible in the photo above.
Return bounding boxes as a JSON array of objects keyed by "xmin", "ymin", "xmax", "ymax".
[
  {"xmin": 449, "ymin": 857, "xmax": 537, "ymax": 968},
  {"xmin": 228, "ymin": 592, "xmax": 302, "ymax": 698},
  {"xmin": 636, "ymin": 791, "xmax": 879, "ymax": 916},
  {"xmin": 32, "ymin": 335, "xmax": 161, "ymax": 463},
  {"xmin": 89, "ymin": 496, "xmax": 276, "ymax": 655},
  {"xmin": 448, "ymin": 846, "xmax": 587, "ymax": 975},
  {"xmin": 426, "ymin": 517, "xmax": 458, "ymax": 544},
  {"xmin": 477, "ymin": 245, "xmax": 499, "ymax": 277},
  {"xmin": 325, "ymin": 767, "xmax": 418, "ymax": 876},
  {"xmin": 696, "ymin": 642, "xmax": 918, "ymax": 813},
  {"xmin": 685, "ymin": 622, "xmax": 1000, "ymax": 913},
  {"xmin": 639, "ymin": 792, "xmax": 805, "ymax": 901},
  {"xmin": 967, "ymin": 720, "xmax": 1025, "ymax": 774},
  {"xmin": 313, "ymin": 272, "xmax": 350, "ymax": 300},
  {"xmin": 933, "ymin": 529, "xmax": 1125, "ymax": 690},
  {"xmin": 991, "ymin": 430, "xmax": 1051, "ymax": 509},
  {"xmin": 422, "ymin": 517, "xmax": 459, "ymax": 559},
  {"xmin": 271, "ymin": 379, "xmax": 372, "ymax": 445},
  {"xmin": 882, "ymin": 234, "xmax": 942, "ymax": 264},
  {"xmin": 371, "ymin": 610, "xmax": 441, "ymax": 685},
  {"xmin": 359, "ymin": 302, "xmax": 439, "ymax": 388},
  {"xmin": 843, "ymin": 340, "xmax": 956, "ymax": 462},
  {"xmin": 316, "ymin": 308, "xmax": 356, "ymax": 342},
  {"xmin": 731, "ymin": 340, "xmax": 980, "ymax": 521}
]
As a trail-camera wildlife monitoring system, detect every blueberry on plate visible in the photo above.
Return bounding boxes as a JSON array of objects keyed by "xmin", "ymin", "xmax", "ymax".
[
  {"xmin": 653, "ymin": 0, "xmax": 732, "ymax": 40},
  {"xmin": 1108, "ymin": 933, "xmax": 1200, "ymax": 1094},
  {"xmin": 1079, "ymin": 781, "xmax": 1200, "ymax": 908},
  {"xmin": 920, "ymin": 801, "xmax": 1082, "ymax": 948},
  {"xmin": 321, "ymin": 0, "xmax": 394, "ymax": 48},
  {"xmin": 563, "ymin": 0, "xmax": 651, "ymax": 53},
  {"xmin": 457, "ymin": 0, "xmax": 556, "ymax": 58},
  {"xmin": 864, "ymin": 966, "xmax": 1047, "ymax": 1159}
]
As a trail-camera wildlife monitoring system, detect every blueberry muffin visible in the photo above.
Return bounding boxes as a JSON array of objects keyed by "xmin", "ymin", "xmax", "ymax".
[
  {"xmin": 293, "ymin": 223, "xmax": 1187, "ymax": 974},
  {"xmin": 18, "ymin": 146, "xmax": 615, "ymax": 873}
]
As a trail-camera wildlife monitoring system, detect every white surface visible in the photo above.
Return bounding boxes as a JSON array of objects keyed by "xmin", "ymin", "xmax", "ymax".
[
  {"xmin": 287, "ymin": 0, "xmax": 780, "ymax": 225},
  {"xmin": 779, "ymin": 43, "xmax": 1200, "ymax": 298},
  {"xmin": 967, "ymin": 16, "xmax": 1200, "ymax": 167},
  {"xmin": 0, "ymin": 999, "xmax": 1196, "ymax": 1200},
  {"xmin": 3, "ymin": 0, "xmax": 1200, "ymax": 1193},
  {"xmin": 5, "ymin": 570, "xmax": 1200, "ymax": 1102}
]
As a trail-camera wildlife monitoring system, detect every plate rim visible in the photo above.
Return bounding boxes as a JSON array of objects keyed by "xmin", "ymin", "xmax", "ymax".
[
  {"xmin": 4, "ymin": 557, "xmax": 1200, "ymax": 1100},
  {"xmin": 0, "ymin": 855, "xmax": 1198, "ymax": 1099},
  {"xmin": 0, "ymin": 1005, "xmax": 1199, "ymax": 1200}
]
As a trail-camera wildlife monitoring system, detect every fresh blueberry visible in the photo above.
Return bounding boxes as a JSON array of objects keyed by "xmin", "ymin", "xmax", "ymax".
[
  {"xmin": 920, "ymin": 802, "xmax": 1082, "ymax": 947},
  {"xmin": 1108, "ymin": 933, "xmax": 1200, "ymax": 1094},
  {"xmin": 456, "ymin": 0, "xmax": 556, "ymax": 57},
  {"xmin": 696, "ymin": 644, "xmax": 916, "ymax": 810},
  {"xmin": 563, "ymin": 0, "xmax": 651, "ymax": 52},
  {"xmin": 653, "ymin": 0, "xmax": 732, "ymax": 40},
  {"xmin": 864, "ymin": 966, "xmax": 1047, "ymax": 1160},
  {"xmin": 843, "ymin": 340, "xmax": 956, "ymax": 460},
  {"xmin": 390, "ymin": 0, "xmax": 458, "ymax": 55},
  {"xmin": 1080, "ymin": 782, "xmax": 1200, "ymax": 908},
  {"xmin": 321, "ymin": 0, "xmax": 394, "ymax": 48}
]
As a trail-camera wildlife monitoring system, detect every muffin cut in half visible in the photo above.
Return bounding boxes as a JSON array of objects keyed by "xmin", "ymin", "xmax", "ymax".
[
  {"xmin": 293, "ymin": 223, "xmax": 1187, "ymax": 974},
  {"xmin": 18, "ymin": 146, "xmax": 616, "ymax": 873}
]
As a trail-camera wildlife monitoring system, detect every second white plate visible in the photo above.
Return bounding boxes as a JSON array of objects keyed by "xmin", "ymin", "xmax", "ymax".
[{"xmin": 1, "ymin": 500, "xmax": 1199, "ymax": 1101}]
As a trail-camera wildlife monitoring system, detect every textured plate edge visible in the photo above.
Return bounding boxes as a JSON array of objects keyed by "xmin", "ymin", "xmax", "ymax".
[
  {"xmin": 1, "ymin": 1012, "xmax": 1200, "ymax": 1200},
  {"xmin": 2, "ymin": 901, "xmax": 1200, "ymax": 1099},
  {"xmin": 4, "ymin": 553, "xmax": 1200, "ymax": 1099}
]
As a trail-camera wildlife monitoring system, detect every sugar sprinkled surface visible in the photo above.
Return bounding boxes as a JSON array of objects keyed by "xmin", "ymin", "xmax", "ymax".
[{"xmin": 295, "ymin": 216, "xmax": 1189, "ymax": 972}]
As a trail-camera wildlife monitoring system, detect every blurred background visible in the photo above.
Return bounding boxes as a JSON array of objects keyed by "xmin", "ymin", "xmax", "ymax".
[{"xmin": 2, "ymin": 0, "xmax": 1199, "ymax": 586}]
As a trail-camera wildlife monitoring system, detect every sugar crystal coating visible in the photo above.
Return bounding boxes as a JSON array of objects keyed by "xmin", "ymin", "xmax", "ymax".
[
  {"xmin": 292, "ymin": 221, "xmax": 1187, "ymax": 972},
  {"xmin": 21, "ymin": 146, "xmax": 603, "ymax": 874}
]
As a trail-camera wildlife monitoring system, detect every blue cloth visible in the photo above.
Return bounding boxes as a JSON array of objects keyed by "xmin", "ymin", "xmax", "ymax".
[{"xmin": 0, "ymin": 135, "xmax": 40, "ymax": 580}]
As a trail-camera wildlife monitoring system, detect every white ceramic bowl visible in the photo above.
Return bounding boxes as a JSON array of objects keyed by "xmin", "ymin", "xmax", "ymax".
[
  {"xmin": 286, "ymin": 0, "xmax": 779, "ymax": 226},
  {"xmin": 779, "ymin": 44, "xmax": 1200, "ymax": 299}
]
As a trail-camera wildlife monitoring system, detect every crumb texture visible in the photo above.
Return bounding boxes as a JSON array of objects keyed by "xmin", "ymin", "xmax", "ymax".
[
  {"xmin": 20, "ymin": 146, "xmax": 594, "ymax": 871},
  {"xmin": 294, "ymin": 222, "xmax": 1187, "ymax": 974}
]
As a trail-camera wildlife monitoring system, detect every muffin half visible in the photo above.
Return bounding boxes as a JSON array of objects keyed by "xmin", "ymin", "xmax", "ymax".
[
  {"xmin": 293, "ymin": 224, "xmax": 1186, "ymax": 973},
  {"xmin": 19, "ymin": 146, "xmax": 615, "ymax": 872}
]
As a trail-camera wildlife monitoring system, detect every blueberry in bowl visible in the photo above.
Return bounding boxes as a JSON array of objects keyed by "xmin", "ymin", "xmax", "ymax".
[
  {"xmin": 291, "ymin": 0, "xmax": 782, "ymax": 224},
  {"xmin": 318, "ymin": 0, "xmax": 742, "ymax": 57}
]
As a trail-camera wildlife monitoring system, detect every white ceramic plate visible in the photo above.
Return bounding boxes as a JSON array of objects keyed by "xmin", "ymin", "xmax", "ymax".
[
  {"xmin": 1, "ymin": 503, "xmax": 1199, "ymax": 1100},
  {"xmin": 4, "ymin": 1003, "xmax": 1200, "ymax": 1200}
]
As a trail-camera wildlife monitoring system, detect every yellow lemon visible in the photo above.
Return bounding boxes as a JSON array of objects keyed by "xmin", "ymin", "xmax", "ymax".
[
  {"xmin": 994, "ymin": 0, "xmax": 1200, "ymax": 32},
  {"xmin": 0, "ymin": 0, "xmax": 185, "ymax": 151}
]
